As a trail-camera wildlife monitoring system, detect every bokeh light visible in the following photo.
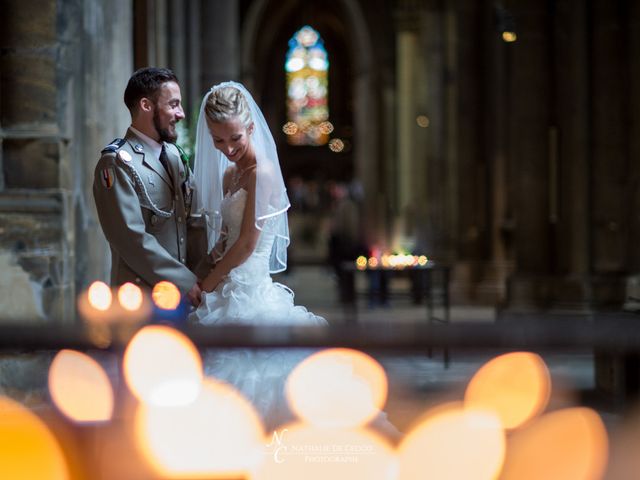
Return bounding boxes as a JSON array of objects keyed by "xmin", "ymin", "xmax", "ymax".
[
  {"xmin": 398, "ymin": 403, "xmax": 505, "ymax": 480},
  {"xmin": 464, "ymin": 351, "xmax": 551, "ymax": 429},
  {"xmin": 152, "ymin": 281, "xmax": 181, "ymax": 310},
  {"xmin": 416, "ymin": 115, "xmax": 430, "ymax": 128},
  {"xmin": 319, "ymin": 121, "xmax": 334, "ymax": 134},
  {"xmin": 285, "ymin": 348, "xmax": 388, "ymax": 428},
  {"xmin": 253, "ymin": 423, "xmax": 397, "ymax": 479},
  {"xmin": 135, "ymin": 377, "xmax": 264, "ymax": 478},
  {"xmin": 0, "ymin": 395, "xmax": 70, "ymax": 480},
  {"xmin": 282, "ymin": 122, "xmax": 298, "ymax": 135},
  {"xmin": 502, "ymin": 31, "xmax": 517, "ymax": 42},
  {"xmin": 124, "ymin": 325, "xmax": 203, "ymax": 406},
  {"xmin": 500, "ymin": 407, "xmax": 608, "ymax": 480},
  {"xmin": 48, "ymin": 350, "xmax": 114, "ymax": 423},
  {"xmin": 356, "ymin": 254, "xmax": 427, "ymax": 270},
  {"xmin": 117, "ymin": 282, "xmax": 144, "ymax": 311},
  {"xmin": 87, "ymin": 281, "xmax": 112, "ymax": 311},
  {"xmin": 328, "ymin": 138, "xmax": 344, "ymax": 152}
]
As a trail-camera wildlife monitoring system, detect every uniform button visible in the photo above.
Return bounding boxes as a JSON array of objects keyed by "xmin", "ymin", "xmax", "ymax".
[
  {"xmin": 177, "ymin": 216, "xmax": 182, "ymax": 222},
  {"xmin": 181, "ymin": 257, "xmax": 186, "ymax": 263},
  {"xmin": 150, "ymin": 215, "xmax": 158, "ymax": 225},
  {"xmin": 180, "ymin": 237, "xmax": 184, "ymax": 244},
  {"xmin": 175, "ymin": 195, "xmax": 179, "ymax": 200},
  {"xmin": 135, "ymin": 277, "xmax": 141, "ymax": 283}
]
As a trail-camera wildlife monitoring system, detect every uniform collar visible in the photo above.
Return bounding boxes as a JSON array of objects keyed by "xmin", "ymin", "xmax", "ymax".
[
  {"xmin": 126, "ymin": 127, "xmax": 174, "ymax": 189},
  {"xmin": 129, "ymin": 126, "xmax": 162, "ymax": 161}
]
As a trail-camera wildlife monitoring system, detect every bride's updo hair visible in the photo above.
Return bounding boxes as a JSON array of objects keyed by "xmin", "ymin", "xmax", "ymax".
[{"xmin": 204, "ymin": 86, "xmax": 252, "ymax": 128}]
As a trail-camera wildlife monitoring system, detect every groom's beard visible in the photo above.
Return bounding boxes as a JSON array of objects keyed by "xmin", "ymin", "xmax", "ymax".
[{"xmin": 153, "ymin": 110, "xmax": 178, "ymax": 143}]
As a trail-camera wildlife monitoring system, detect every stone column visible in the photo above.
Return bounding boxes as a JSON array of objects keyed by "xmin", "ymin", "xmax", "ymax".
[
  {"xmin": 553, "ymin": 0, "xmax": 591, "ymax": 309},
  {"xmin": 393, "ymin": 1, "xmax": 420, "ymax": 251},
  {"xmin": 77, "ymin": 0, "xmax": 133, "ymax": 290},
  {"xmin": 0, "ymin": 0, "xmax": 72, "ymax": 322},
  {"xmin": 588, "ymin": 0, "xmax": 629, "ymax": 307},
  {"xmin": 504, "ymin": 1, "xmax": 553, "ymax": 310},
  {"xmin": 0, "ymin": 0, "xmax": 132, "ymax": 323},
  {"xmin": 168, "ymin": 0, "xmax": 187, "ymax": 81},
  {"xmin": 450, "ymin": 0, "xmax": 492, "ymax": 302},
  {"xmin": 134, "ymin": 0, "xmax": 168, "ymax": 68},
  {"xmin": 629, "ymin": 0, "xmax": 640, "ymax": 280},
  {"xmin": 185, "ymin": 0, "xmax": 202, "ymax": 118},
  {"xmin": 476, "ymin": 1, "xmax": 513, "ymax": 304},
  {"xmin": 200, "ymin": 0, "xmax": 240, "ymax": 90},
  {"xmin": 418, "ymin": 6, "xmax": 447, "ymax": 259},
  {"xmin": 355, "ymin": 72, "xmax": 384, "ymax": 250},
  {"xmin": 592, "ymin": 0, "xmax": 640, "ymax": 401}
]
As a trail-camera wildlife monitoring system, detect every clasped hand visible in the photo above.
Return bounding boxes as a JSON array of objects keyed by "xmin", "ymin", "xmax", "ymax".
[
  {"xmin": 187, "ymin": 282, "xmax": 202, "ymax": 307},
  {"xmin": 200, "ymin": 267, "xmax": 224, "ymax": 293}
]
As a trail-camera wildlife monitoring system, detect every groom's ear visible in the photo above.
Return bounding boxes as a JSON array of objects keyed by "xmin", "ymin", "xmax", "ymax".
[{"xmin": 139, "ymin": 97, "xmax": 154, "ymax": 113}]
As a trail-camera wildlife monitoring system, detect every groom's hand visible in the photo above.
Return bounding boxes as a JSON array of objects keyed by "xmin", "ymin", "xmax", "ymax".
[{"xmin": 186, "ymin": 282, "xmax": 202, "ymax": 307}]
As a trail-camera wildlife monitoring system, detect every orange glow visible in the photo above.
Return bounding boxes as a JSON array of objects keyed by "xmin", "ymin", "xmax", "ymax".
[
  {"xmin": 319, "ymin": 121, "xmax": 334, "ymax": 134},
  {"xmin": 388, "ymin": 254, "xmax": 417, "ymax": 269},
  {"xmin": 285, "ymin": 348, "xmax": 388, "ymax": 428},
  {"xmin": 356, "ymin": 253, "xmax": 428, "ymax": 270},
  {"xmin": 398, "ymin": 404, "xmax": 505, "ymax": 480},
  {"xmin": 464, "ymin": 352, "xmax": 551, "ymax": 429},
  {"xmin": 282, "ymin": 122, "xmax": 298, "ymax": 135},
  {"xmin": 500, "ymin": 407, "xmax": 608, "ymax": 480},
  {"xmin": 328, "ymin": 138, "xmax": 344, "ymax": 152},
  {"xmin": 416, "ymin": 115, "xmax": 430, "ymax": 128},
  {"xmin": 152, "ymin": 281, "xmax": 181, "ymax": 310},
  {"xmin": 0, "ymin": 396, "xmax": 70, "ymax": 479},
  {"xmin": 117, "ymin": 282, "xmax": 143, "ymax": 311},
  {"xmin": 48, "ymin": 350, "xmax": 114, "ymax": 423},
  {"xmin": 124, "ymin": 325, "xmax": 203, "ymax": 406},
  {"xmin": 87, "ymin": 281, "xmax": 112, "ymax": 311},
  {"xmin": 254, "ymin": 422, "xmax": 396, "ymax": 479},
  {"xmin": 502, "ymin": 31, "xmax": 517, "ymax": 42},
  {"xmin": 79, "ymin": 280, "xmax": 151, "ymax": 326},
  {"xmin": 135, "ymin": 377, "xmax": 264, "ymax": 478}
]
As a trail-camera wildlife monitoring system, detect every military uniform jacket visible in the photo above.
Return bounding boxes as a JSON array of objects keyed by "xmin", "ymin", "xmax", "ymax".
[{"xmin": 93, "ymin": 128, "xmax": 197, "ymax": 295}]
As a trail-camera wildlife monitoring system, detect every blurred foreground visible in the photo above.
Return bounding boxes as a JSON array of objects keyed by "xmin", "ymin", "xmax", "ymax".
[{"xmin": 2, "ymin": 266, "xmax": 640, "ymax": 479}]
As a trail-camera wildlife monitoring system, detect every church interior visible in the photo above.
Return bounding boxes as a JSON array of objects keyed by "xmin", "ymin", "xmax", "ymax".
[{"xmin": 2, "ymin": 0, "xmax": 640, "ymax": 478}]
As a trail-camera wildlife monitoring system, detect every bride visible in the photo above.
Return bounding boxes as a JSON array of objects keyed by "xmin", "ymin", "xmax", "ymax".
[{"xmin": 189, "ymin": 81, "xmax": 326, "ymax": 429}]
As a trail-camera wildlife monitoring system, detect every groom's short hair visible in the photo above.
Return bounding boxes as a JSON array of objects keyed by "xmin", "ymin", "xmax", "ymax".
[{"xmin": 124, "ymin": 67, "xmax": 179, "ymax": 113}]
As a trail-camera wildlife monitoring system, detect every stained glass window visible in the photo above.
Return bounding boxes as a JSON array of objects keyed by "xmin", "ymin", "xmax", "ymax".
[{"xmin": 284, "ymin": 26, "xmax": 331, "ymax": 146}]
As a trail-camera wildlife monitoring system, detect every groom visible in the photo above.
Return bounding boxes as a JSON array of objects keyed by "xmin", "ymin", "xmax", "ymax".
[{"xmin": 93, "ymin": 67, "xmax": 202, "ymax": 307}]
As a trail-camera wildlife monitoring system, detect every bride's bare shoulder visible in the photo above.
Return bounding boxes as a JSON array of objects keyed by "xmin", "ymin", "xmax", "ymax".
[{"xmin": 222, "ymin": 165, "xmax": 237, "ymax": 192}]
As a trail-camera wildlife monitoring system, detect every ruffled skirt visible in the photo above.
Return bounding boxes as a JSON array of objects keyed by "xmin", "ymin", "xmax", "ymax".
[
  {"xmin": 191, "ymin": 257, "xmax": 326, "ymax": 327},
  {"xmin": 189, "ymin": 260, "xmax": 326, "ymax": 430}
]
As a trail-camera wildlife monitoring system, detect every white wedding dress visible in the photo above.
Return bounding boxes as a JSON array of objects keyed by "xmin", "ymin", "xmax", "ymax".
[{"xmin": 190, "ymin": 188, "xmax": 326, "ymax": 429}]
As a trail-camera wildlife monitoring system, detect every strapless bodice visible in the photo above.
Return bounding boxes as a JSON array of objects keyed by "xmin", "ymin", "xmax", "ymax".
[{"xmin": 221, "ymin": 188, "xmax": 275, "ymax": 270}]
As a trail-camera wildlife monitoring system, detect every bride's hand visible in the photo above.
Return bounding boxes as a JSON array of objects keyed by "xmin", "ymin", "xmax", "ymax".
[{"xmin": 201, "ymin": 270, "xmax": 222, "ymax": 293}]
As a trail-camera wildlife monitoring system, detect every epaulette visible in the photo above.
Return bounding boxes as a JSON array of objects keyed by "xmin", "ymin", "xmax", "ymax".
[{"xmin": 101, "ymin": 138, "xmax": 126, "ymax": 154}]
